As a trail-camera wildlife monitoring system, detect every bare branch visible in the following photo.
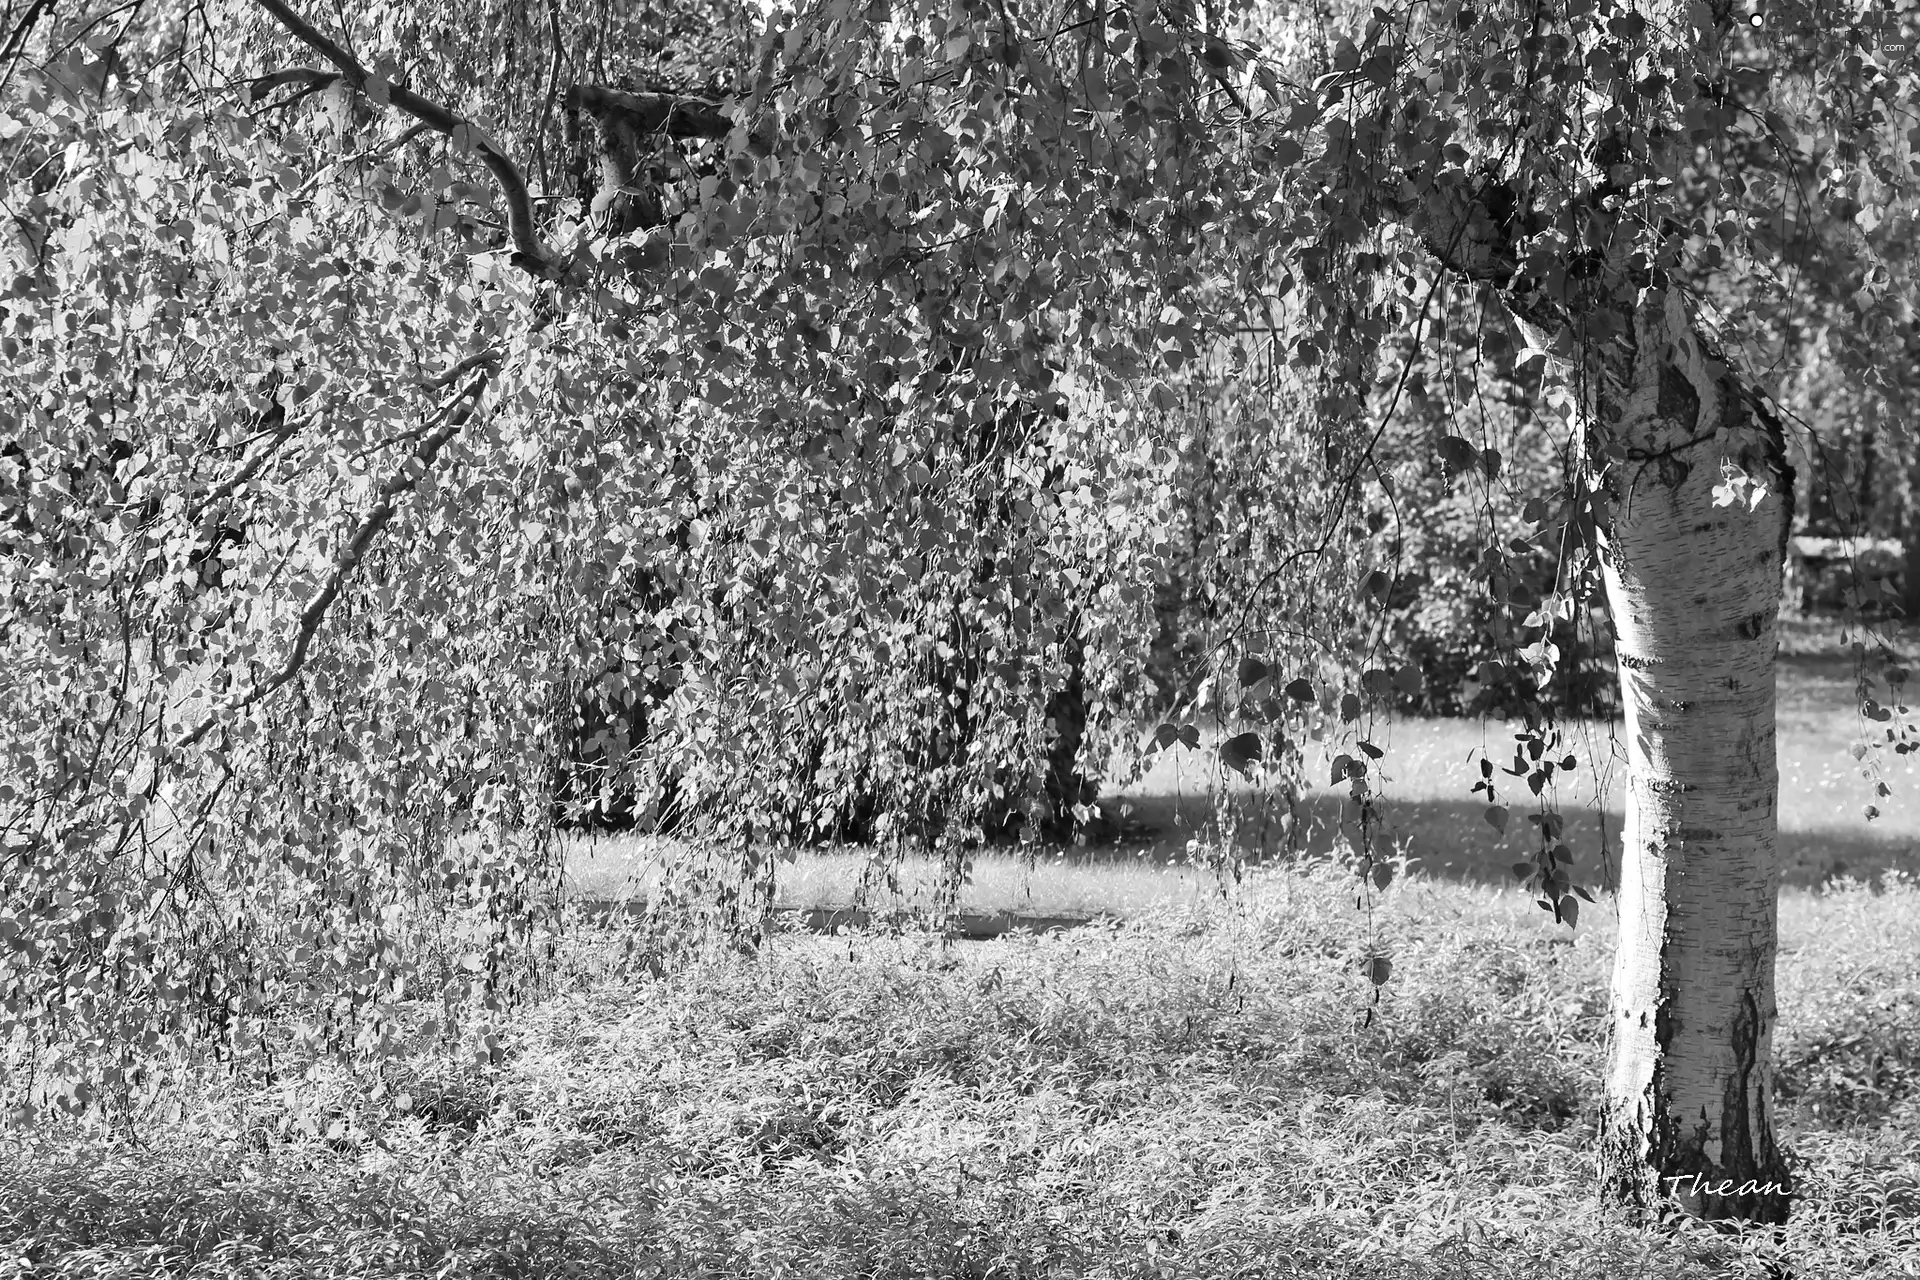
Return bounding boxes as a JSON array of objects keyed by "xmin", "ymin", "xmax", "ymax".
[
  {"xmin": 172, "ymin": 371, "xmax": 490, "ymax": 753},
  {"xmin": 252, "ymin": 0, "xmax": 558, "ymax": 275}
]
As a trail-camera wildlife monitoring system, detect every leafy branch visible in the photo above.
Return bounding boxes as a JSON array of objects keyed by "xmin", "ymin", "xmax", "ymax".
[
  {"xmin": 185, "ymin": 402, "xmax": 296, "ymax": 528},
  {"xmin": 251, "ymin": 0, "xmax": 557, "ymax": 275},
  {"xmin": 172, "ymin": 368, "xmax": 492, "ymax": 752}
]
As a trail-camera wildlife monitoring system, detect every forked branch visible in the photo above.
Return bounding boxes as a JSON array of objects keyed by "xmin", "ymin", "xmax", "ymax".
[{"xmin": 564, "ymin": 85, "xmax": 732, "ymax": 141}]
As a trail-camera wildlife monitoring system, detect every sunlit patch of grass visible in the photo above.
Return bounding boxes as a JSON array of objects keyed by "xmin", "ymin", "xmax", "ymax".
[
  {"xmin": 562, "ymin": 833, "xmax": 1230, "ymax": 917},
  {"xmin": 7, "ymin": 858, "xmax": 1920, "ymax": 1277},
  {"xmin": 1775, "ymin": 873, "xmax": 1920, "ymax": 1130}
]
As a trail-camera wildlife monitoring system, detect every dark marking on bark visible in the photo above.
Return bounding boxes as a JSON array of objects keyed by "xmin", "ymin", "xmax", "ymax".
[
  {"xmin": 1658, "ymin": 361, "xmax": 1701, "ymax": 426},
  {"xmin": 1739, "ymin": 611, "xmax": 1767, "ymax": 639},
  {"xmin": 1702, "ymin": 989, "xmax": 1793, "ymax": 1223},
  {"xmin": 1612, "ymin": 985, "xmax": 1793, "ymax": 1224},
  {"xmin": 1743, "ymin": 384, "xmax": 1797, "ymax": 565},
  {"xmin": 1639, "ymin": 946, "xmax": 1688, "ymax": 1211},
  {"xmin": 1676, "ymin": 826, "xmax": 1720, "ymax": 841},
  {"xmin": 1619, "ymin": 652, "xmax": 1661, "ymax": 670}
]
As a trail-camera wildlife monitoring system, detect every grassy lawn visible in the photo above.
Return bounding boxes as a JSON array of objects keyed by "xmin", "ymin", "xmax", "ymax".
[
  {"xmin": 6, "ymin": 619, "xmax": 1919, "ymax": 1278},
  {"xmin": 561, "ymin": 835, "xmax": 1229, "ymax": 919},
  {"xmin": 5, "ymin": 862, "xmax": 1919, "ymax": 1278},
  {"xmin": 1106, "ymin": 615, "xmax": 1920, "ymax": 894}
]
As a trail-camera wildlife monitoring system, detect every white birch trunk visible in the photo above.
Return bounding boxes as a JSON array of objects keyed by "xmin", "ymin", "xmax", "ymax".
[{"xmin": 1592, "ymin": 289, "xmax": 1794, "ymax": 1222}]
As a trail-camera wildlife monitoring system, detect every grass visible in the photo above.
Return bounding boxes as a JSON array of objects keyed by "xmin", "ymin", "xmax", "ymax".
[
  {"xmin": 561, "ymin": 835, "xmax": 1229, "ymax": 918},
  {"xmin": 6, "ymin": 862, "xmax": 1920, "ymax": 1278},
  {"xmin": 6, "ymin": 616, "xmax": 1920, "ymax": 1278},
  {"xmin": 1107, "ymin": 614, "xmax": 1920, "ymax": 894}
]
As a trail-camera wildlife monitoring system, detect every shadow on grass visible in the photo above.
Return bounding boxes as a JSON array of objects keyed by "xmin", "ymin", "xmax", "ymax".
[
  {"xmin": 1104, "ymin": 789, "xmax": 1623, "ymax": 889},
  {"xmin": 1084, "ymin": 625, "xmax": 1920, "ymax": 892},
  {"xmin": 1107, "ymin": 791, "xmax": 1920, "ymax": 893}
]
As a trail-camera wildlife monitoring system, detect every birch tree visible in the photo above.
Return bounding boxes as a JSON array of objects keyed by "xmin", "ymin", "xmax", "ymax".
[{"xmin": 3, "ymin": 0, "xmax": 1916, "ymax": 1225}]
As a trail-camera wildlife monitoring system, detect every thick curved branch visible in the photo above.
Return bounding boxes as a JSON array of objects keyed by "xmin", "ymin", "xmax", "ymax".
[
  {"xmin": 1411, "ymin": 171, "xmax": 1622, "ymax": 339},
  {"xmin": 423, "ymin": 346, "xmax": 503, "ymax": 390},
  {"xmin": 253, "ymin": 0, "xmax": 557, "ymax": 275},
  {"xmin": 565, "ymin": 85, "xmax": 732, "ymax": 141},
  {"xmin": 172, "ymin": 371, "xmax": 490, "ymax": 753}
]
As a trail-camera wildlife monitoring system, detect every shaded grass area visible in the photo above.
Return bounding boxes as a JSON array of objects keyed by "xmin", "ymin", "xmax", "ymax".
[{"xmin": 6, "ymin": 863, "xmax": 1920, "ymax": 1278}]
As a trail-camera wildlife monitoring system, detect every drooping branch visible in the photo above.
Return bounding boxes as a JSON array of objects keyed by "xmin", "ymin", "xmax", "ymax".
[
  {"xmin": 0, "ymin": 0, "xmax": 55, "ymax": 85},
  {"xmin": 188, "ymin": 350, "xmax": 495, "ymax": 530},
  {"xmin": 172, "ymin": 369, "xmax": 491, "ymax": 753},
  {"xmin": 252, "ymin": 0, "xmax": 558, "ymax": 276},
  {"xmin": 186, "ymin": 402, "xmax": 299, "ymax": 528}
]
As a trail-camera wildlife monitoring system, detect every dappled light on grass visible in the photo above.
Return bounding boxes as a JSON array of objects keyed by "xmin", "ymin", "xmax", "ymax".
[
  {"xmin": 553, "ymin": 716, "xmax": 1628, "ymax": 916},
  {"xmin": 5, "ymin": 862, "xmax": 1920, "ymax": 1277}
]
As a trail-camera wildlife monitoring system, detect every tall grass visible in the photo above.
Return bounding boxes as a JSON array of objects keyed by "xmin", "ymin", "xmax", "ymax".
[{"xmin": 5, "ymin": 860, "xmax": 1919, "ymax": 1278}]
